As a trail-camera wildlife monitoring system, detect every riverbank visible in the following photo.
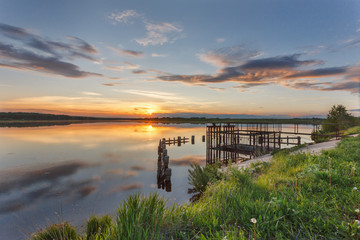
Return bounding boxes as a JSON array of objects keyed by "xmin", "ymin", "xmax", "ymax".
[{"xmin": 29, "ymin": 132, "xmax": 360, "ymax": 239}]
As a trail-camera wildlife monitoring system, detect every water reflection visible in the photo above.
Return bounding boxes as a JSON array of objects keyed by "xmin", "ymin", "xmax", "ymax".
[{"xmin": 0, "ymin": 122, "xmax": 206, "ymax": 239}]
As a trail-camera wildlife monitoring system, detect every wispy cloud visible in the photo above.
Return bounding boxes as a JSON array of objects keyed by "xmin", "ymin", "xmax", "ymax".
[
  {"xmin": 121, "ymin": 89, "xmax": 183, "ymax": 100},
  {"xmin": 284, "ymin": 67, "xmax": 347, "ymax": 79},
  {"xmin": 198, "ymin": 45, "xmax": 262, "ymax": 67},
  {"xmin": 0, "ymin": 23, "xmax": 103, "ymax": 78},
  {"xmin": 81, "ymin": 91, "xmax": 102, "ymax": 96},
  {"xmin": 136, "ymin": 21, "xmax": 183, "ymax": 46},
  {"xmin": 132, "ymin": 69, "xmax": 147, "ymax": 74},
  {"xmin": 102, "ymin": 82, "xmax": 123, "ymax": 87},
  {"xmin": 109, "ymin": 46, "xmax": 144, "ymax": 58},
  {"xmin": 104, "ymin": 61, "xmax": 139, "ymax": 72},
  {"xmin": 108, "ymin": 10, "xmax": 140, "ymax": 24},
  {"xmin": 109, "ymin": 9, "xmax": 183, "ymax": 46},
  {"xmin": 151, "ymin": 53, "xmax": 167, "ymax": 58}
]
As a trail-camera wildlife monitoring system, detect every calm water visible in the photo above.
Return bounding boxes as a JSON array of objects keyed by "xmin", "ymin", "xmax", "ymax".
[
  {"xmin": 0, "ymin": 122, "xmax": 313, "ymax": 239},
  {"xmin": 0, "ymin": 122, "xmax": 206, "ymax": 239}
]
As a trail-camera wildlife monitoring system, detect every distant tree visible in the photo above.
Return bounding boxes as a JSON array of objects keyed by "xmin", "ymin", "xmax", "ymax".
[{"xmin": 322, "ymin": 105, "xmax": 354, "ymax": 132}]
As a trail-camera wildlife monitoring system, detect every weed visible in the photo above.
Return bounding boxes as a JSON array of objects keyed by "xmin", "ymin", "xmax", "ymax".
[
  {"xmin": 86, "ymin": 215, "xmax": 114, "ymax": 240},
  {"xmin": 30, "ymin": 222, "xmax": 78, "ymax": 240}
]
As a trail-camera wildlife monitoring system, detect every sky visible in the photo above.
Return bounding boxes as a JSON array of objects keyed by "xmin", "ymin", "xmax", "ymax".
[{"xmin": 0, "ymin": 0, "xmax": 359, "ymax": 118}]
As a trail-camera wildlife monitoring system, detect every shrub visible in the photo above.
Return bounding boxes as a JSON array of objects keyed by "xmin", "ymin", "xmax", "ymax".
[
  {"xmin": 30, "ymin": 222, "xmax": 78, "ymax": 240},
  {"xmin": 86, "ymin": 215, "xmax": 113, "ymax": 239},
  {"xmin": 187, "ymin": 163, "xmax": 222, "ymax": 202}
]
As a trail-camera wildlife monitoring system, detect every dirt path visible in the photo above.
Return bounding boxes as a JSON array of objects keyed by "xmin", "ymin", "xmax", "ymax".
[{"xmin": 233, "ymin": 134, "xmax": 358, "ymax": 170}]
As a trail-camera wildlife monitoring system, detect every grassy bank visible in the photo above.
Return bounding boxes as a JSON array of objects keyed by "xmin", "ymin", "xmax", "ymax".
[{"xmin": 30, "ymin": 135, "xmax": 360, "ymax": 239}]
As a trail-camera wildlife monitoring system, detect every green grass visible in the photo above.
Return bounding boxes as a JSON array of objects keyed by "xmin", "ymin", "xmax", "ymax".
[
  {"xmin": 30, "ymin": 135, "xmax": 360, "ymax": 239},
  {"xmin": 344, "ymin": 125, "xmax": 360, "ymax": 135},
  {"xmin": 30, "ymin": 222, "xmax": 78, "ymax": 240},
  {"xmin": 86, "ymin": 215, "xmax": 114, "ymax": 240}
]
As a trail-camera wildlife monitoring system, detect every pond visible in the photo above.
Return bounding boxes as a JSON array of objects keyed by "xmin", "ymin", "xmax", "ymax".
[{"xmin": 0, "ymin": 122, "xmax": 313, "ymax": 239}]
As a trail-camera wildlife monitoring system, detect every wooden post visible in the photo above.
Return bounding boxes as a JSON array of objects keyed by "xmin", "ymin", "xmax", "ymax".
[
  {"xmin": 191, "ymin": 135, "xmax": 195, "ymax": 144},
  {"xmin": 177, "ymin": 136, "xmax": 181, "ymax": 146},
  {"xmin": 202, "ymin": 135, "xmax": 205, "ymax": 142},
  {"xmin": 164, "ymin": 155, "xmax": 169, "ymax": 168},
  {"xmin": 297, "ymin": 136, "xmax": 301, "ymax": 145}
]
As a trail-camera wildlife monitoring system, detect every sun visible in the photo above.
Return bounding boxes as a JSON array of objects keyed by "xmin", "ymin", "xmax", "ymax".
[{"xmin": 147, "ymin": 109, "xmax": 154, "ymax": 115}]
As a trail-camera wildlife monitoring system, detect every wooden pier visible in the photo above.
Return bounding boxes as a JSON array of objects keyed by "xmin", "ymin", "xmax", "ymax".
[
  {"xmin": 162, "ymin": 136, "xmax": 189, "ymax": 146},
  {"xmin": 206, "ymin": 123, "xmax": 308, "ymax": 164}
]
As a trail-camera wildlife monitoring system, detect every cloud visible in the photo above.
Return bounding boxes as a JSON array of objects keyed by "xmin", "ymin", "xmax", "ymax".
[
  {"xmin": 102, "ymin": 82, "xmax": 123, "ymax": 87},
  {"xmin": 156, "ymin": 53, "xmax": 358, "ymax": 93},
  {"xmin": 151, "ymin": 53, "xmax": 167, "ymax": 58},
  {"xmin": 216, "ymin": 38, "xmax": 225, "ymax": 43},
  {"xmin": 109, "ymin": 10, "xmax": 183, "ymax": 46},
  {"xmin": 136, "ymin": 21, "xmax": 183, "ymax": 46},
  {"xmin": 0, "ymin": 23, "xmax": 98, "ymax": 59},
  {"xmin": 0, "ymin": 23, "xmax": 104, "ymax": 78},
  {"xmin": 121, "ymin": 89, "xmax": 183, "ymax": 100},
  {"xmin": 109, "ymin": 46, "xmax": 144, "ymax": 58},
  {"xmin": 198, "ymin": 45, "xmax": 262, "ymax": 67},
  {"xmin": 108, "ymin": 10, "xmax": 140, "ymax": 24},
  {"xmin": 0, "ymin": 42, "xmax": 102, "ymax": 78},
  {"xmin": 284, "ymin": 67, "xmax": 347, "ymax": 79},
  {"xmin": 104, "ymin": 61, "xmax": 139, "ymax": 72},
  {"xmin": 81, "ymin": 91, "xmax": 102, "ymax": 96},
  {"xmin": 207, "ymin": 87, "xmax": 226, "ymax": 92},
  {"xmin": 240, "ymin": 54, "xmax": 319, "ymax": 70},
  {"xmin": 132, "ymin": 70, "xmax": 147, "ymax": 74}
]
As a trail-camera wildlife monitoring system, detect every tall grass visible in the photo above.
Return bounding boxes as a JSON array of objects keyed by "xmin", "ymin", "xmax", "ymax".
[
  {"xmin": 86, "ymin": 215, "xmax": 114, "ymax": 240},
  {"xmin": 116, "ymin": 193, "xmax": 166, "ymax": 240},
  {"xmin": 30, "ymin": 222, "xmax": 78, "ymax": 240}
]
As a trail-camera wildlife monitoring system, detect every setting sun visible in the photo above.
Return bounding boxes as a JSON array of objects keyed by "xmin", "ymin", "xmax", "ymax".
[{"xmin": 147, "ymin": 109, "xmax": 154, "ymax": 115}]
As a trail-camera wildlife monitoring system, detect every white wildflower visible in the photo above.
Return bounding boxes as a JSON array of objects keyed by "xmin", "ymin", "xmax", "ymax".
[
  {"xmin": 250, "ymin": 218, "xmax": 257, "ymax": 224},
  {"xmin": 355, "ymin": 209, "xmax": 359, "ymax": 213},
  {"xmin": 354, "ymin": 187, "xmax": 358, "ymax": 191},
  {"xmin": 355, "ymin": 220, "xmax": 360, "ymax": 225}
]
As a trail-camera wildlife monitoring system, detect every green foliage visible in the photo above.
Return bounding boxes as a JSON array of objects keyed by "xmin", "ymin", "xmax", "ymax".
[
  {"xmin": 30, "ymin": 222, "xmax": 79, "ymax": 240},
  {"xmin": 187, "ymin": 162, "xmax": 223, "ymax": 202},
  {"xmin": 86, "ymin": 215, "xmax": 114, "ymax": 240},
  {"xmin": 322, "ymin": 104, "xmax": 356, "ymax": 132},
  {"xmin": 116, "ymin": 193, "xmax": 166, "ymax": 240}
]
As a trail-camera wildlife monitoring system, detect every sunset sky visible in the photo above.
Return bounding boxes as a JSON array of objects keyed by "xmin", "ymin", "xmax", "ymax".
[{"xmin": 0, "ymin": 0, "xmax": 359, "ymax": 117}]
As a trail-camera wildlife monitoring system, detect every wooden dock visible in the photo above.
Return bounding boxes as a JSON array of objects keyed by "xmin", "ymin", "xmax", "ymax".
[
  {"xmin": 206, "ymin": 123, "xmax": 304, "ymax": 164},
  {"xmin": 206, "ymin": 122, "xmax": 341, "ymax": 164}
]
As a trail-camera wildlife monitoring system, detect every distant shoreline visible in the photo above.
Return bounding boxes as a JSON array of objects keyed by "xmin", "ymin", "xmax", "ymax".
[{"xmin": 0, "ymin": 112, "xmax": 326, "ymax": 128}]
